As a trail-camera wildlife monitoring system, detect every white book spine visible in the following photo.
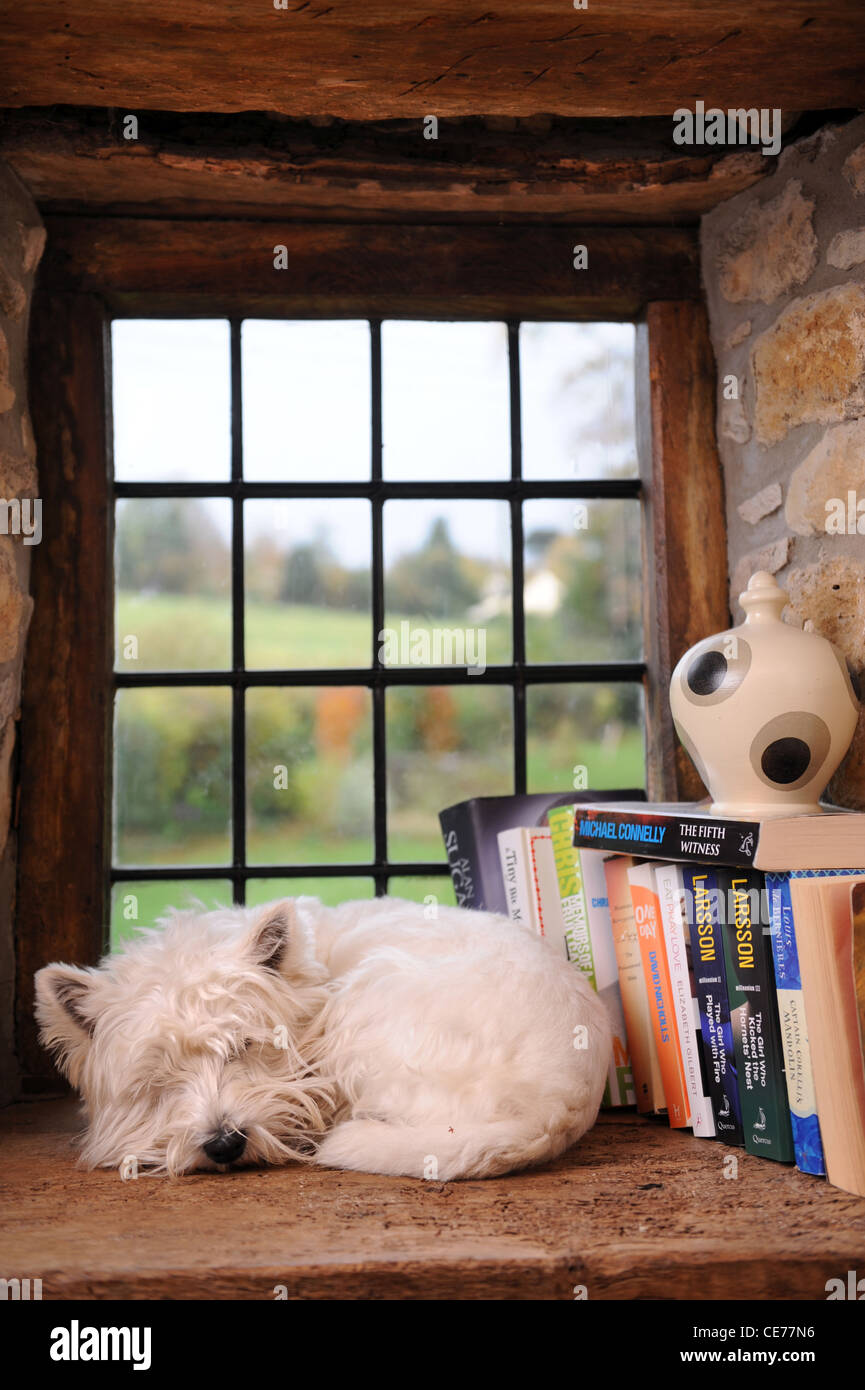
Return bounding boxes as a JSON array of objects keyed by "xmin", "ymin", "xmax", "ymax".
[
  {"xmin": 529, "ymin": 830, "xmax": 568, "ymax": 952},
  {"xmin": 654, "ymin": 861, "xmax": 716, "ymax": 1138},
  {"xmin": 497, "ymin": 828, "xmax": 535, "ymax": 930}
]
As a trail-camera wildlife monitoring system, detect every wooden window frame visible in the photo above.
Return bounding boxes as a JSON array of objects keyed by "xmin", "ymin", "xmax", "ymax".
[{"xmin": 15, "ymin": 219, "xmax": 728, "ymax": 1089}]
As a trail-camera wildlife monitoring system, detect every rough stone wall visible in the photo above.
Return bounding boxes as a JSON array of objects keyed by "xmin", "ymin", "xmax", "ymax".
[
  {"xmin": 701, "ymin": 115, "xmax": 865, "ymax": 810},
  {"xmin": 0, "ymin": 166, "xmax": 45, "ymax": 1102}
]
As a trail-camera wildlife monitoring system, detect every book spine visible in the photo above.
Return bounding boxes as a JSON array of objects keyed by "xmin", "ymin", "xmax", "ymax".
[
  {"xmin": 549, "ymin": 810, "xmax": 634, "ymax": 1107},
  {"xmin": 574, "ymin": 807, "xmax": 760, "ymax": 868},
  {"xmin": 765, "ymin": 872, "xmax": 826, "ymax": 1176},
  {"xmin": 790, "ymin": 871, "xmax": 865, "ymax": 1197},
  {"xmin": 718, "ymin": 869, "xmax": 794, "ymax": 1163},
  {"xmin": 440, "ymin": 802, "xmax": 481, "ymax": 909},
  {"xmin": 629, "ymin": 865, "xmax": 690, "ymax": 1128},
  {"xmin": 497, "ymin": 828, "xmax": 534, "ymax": 929},
  {"xmin": 683, "ymin": 865, "xmax": 744, "ymax": 1145},
  {"xmin": 603, "ymin": 855, "xmax": 667, "ymax": 1116},
  {"xmin": 547, "ymin": 807, "xmax": 597, "ymax": 981},
  {"xmin": 581, "ymin": 848, "xmax": 636, "ymax": 1108},
  {"xmin": 527, "ymin": 831, "xmax": 563, "ymax": 944},
  {"xmin": 654, "ymin": 863, "xmax": 716, "ymax": 1138}
]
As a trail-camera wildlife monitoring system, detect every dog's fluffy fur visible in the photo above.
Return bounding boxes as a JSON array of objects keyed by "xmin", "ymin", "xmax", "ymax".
[{"xmin": 35, "ymin": 895, "xmax": 610, "ymax": 1181}]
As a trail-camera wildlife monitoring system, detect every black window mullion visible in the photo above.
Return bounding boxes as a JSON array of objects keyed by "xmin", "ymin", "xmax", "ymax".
[
  {"xmin": 508, "ymin": 322, "xmax": 527, "ymax": 795},
  {"xmin": 114, "ymin": 479, "xmax": 641, "ymax": 500},
  {"xmin": 370, "ymin": 321, "xmax": 388, "ymax": 896},
  {"xmin": 230, "ymin": 318, "xmax": 246, "ymax": 905}
]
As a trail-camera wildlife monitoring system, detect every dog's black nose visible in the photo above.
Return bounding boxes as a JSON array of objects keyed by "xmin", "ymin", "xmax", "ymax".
[{"xmin": 203, "ymin": 1130, "xmax": 247, "ymax": 1165}]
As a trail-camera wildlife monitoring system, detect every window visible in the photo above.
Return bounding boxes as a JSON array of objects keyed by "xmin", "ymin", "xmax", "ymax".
[{"xmin": 109, "ymin": 317, "xmax": 645, "ymax": 945}]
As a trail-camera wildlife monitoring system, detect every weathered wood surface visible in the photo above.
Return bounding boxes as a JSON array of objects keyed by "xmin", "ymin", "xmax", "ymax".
[
  {"xmin": 40, "ymin": 217, "xmax": 699, "ymax": 318},
  {"xmin": 637, "ymin": 301, "xmax": 730, "ymax": 802},
  {"xmin": 0, "ymin": 112, "xmax": 773, "ymax": 225},
  {"xmin": 15, "ymin": 295, "xmax": 111, "ymax": 1089},
  {"xmin": 0, "ymin": 2, "xmax": 862, "ymax": 119},
  {"xmin": 2, "ymin": 1100, "xmax": 864, "ymax": 1299}
]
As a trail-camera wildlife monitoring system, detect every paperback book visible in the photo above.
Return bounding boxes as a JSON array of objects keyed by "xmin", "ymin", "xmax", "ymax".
[
  {"xmin": 572, "ymin": 800, "xmax": 865, "ymax": 872},
  {"xmin": 789, "ymin": 869, "xmax": 865, "ymax": 1197},
  {"xmin": 628, "ymin": 862, "xmax": 690, "ymax": 1127},
  {"xmin": 653, "ymin": 862, "xmax": 715, "ymax": 1137},
  {"xmin": 717, "ymin": 868, "xmax": 794, "ymax": 1163},
  {"xmin": 603, "ymin": 854, "xmax": 666, "ymax": 1116},
  {"xmin": 682, "ymin": 865, "xmax": 743, "ymax": 1145},
  {"xmin": 547, "ymin": 804, "xmax": 635, "ymax": 1107},
  {"xmin": 765, "ymin": 871, "xmax": 825, "ymax": 1176}
]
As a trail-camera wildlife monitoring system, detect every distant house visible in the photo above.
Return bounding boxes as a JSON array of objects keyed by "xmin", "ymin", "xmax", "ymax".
[{"xmin": 469, "ymin": 569, "xmax": 563, "ymax": 621}]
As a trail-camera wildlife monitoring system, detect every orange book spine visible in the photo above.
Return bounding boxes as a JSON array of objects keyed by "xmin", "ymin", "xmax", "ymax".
[
  {"xmin": 629, "ymin": 870, "xmax": 690, "ymax": 1128},
  {"xmin": 603, "ymin": 856, "xmax": 666, "ymax": 1115}
]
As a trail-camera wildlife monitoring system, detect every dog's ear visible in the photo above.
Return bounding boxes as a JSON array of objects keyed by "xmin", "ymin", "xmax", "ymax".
[
  {"xmin": 34, "ymin": 964, "xmax": 100, "ymax": 1080},
  {"xmin": 247, "ymin": 901, "xmax": 295, "ymax": 972}
]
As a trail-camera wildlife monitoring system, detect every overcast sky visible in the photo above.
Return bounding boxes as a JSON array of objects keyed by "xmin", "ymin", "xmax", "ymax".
[{"xmin": 112, "ymin": 318, "xmax": 637, "ymax": 568}]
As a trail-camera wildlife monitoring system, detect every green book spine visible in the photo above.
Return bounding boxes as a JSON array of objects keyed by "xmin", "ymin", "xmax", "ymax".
[
  {"xmin": 548, "ymin": 806, "xmax": 635, "ymax": 1108},
  {"xmin": 718, "ymin": 868, "xmax": 794, "ymax": 1163}
]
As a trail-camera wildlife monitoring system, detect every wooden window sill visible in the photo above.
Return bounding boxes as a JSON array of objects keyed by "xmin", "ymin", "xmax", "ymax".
[{"xmin": 3, "ymin": 1099, "xmax": 864, "ymax": 1300}]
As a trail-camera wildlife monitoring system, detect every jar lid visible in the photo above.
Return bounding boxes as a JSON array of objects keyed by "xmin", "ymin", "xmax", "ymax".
[{"xmin": 739, "ymin": 570, "xmax": 787, "ymax": 624}]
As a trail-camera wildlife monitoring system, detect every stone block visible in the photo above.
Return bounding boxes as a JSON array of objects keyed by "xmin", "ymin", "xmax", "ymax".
[
  {"xmin": 827, "ymin": 228, "xmax": 865, "ymax": 271},
  {"xmin": 737, "ymin": 482, "xmax": 783, "ymax": 526},
  {"xmin": 752, "ymin": 284, "xmax": 865, "ymax": 445},
  {"xmin": 785, "ymin": 420, "xmax": 865, "ymax": 535},
  {"xmin": 718, "ymin": 180, "xmax": 817, "ymax": 305},
  {"xmin": 730, "ymin": 537, "xmax": 790, "ymax": 611}
]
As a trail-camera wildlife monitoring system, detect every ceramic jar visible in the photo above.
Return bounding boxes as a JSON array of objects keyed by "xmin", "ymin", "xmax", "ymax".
[{"xmin": 669, "ymin": 570, "xmax": 860, "ymax": 818}]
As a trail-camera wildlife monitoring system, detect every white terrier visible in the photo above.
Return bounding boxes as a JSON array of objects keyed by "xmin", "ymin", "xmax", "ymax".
[{"xmin": 35, "ymin": 895, "xmax": 610, "ymax": 1181}]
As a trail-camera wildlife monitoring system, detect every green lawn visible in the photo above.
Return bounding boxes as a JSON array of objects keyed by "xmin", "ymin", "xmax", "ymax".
[{"xmin": 115, "ymin": 593, "xmax": 514, "ymax": 671}]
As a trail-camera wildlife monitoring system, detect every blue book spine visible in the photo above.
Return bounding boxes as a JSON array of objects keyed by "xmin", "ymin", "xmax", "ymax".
[
  {"xmin": 683, "ymin": 865, "xmax": 743, "ymax": 1145},
  {"xmin": 765, "ymin": 872, "xmax": 825, "ymax": 1176}
]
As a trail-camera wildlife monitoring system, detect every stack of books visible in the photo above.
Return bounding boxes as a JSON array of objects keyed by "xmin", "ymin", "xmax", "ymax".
[{"xmin": 439, "ymin": 793, "xmax": 865, "ymax": 1197}]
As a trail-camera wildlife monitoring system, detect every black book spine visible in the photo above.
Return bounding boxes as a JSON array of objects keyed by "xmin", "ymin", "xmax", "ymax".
[
  {"xmin": 573, "ymin": 807, "xmax": 760, "ymax": 867},
  {"xmin": 717, "ymin": 868, "xmax": 795, "ymax": 1163},
  {"xmin": 683, "ymin": 865, "xmax": 744, "ymax": 1146},
  {"xmin": 439, "ymin": 802, "xmax": 482, "ymax": 909}
]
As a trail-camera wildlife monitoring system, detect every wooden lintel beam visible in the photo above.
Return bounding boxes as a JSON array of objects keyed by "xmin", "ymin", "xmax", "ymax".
[
  {"xmin": 0, "ymin": 111, "xmax": 776, "ymax": 225},
  {"xmin": 0, "ymin": 3, "xmax": 862, "ymax": 119},
  {"xmin": 39, "ymin": 218, "xmax": 699, "ymax": 319}
]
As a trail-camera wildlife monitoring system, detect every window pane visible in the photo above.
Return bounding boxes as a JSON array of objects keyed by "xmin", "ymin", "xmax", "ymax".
[
  {"xmin": 111, "ymin": 879, "xmax": 233, "ymax": 948},
  {"xmin": 383, "ymin": 501, "xmax": 511, "ymax": 666},
  {"xmin": 244, "ymin": 499, "xmax": 371, "ymax": 669},
  {"xmin": 526, "ymin": 684, "xmax": 646, "ymax": 794},
  {"xmin": 246, "ymin": 687, "xmax": 373, "ymax": 866},
  {"xmin": 387, "ymin": 685, "xmax": 513, "ymax": 862},
  {"xmin": 114, "ymin": 688, "xmax": 232, "ymax": 867},
  {"xmin": 382, "ymin": 321, "xmax": 510, "ymax": 480},
  {"xmin": 523, "ymin": 497, "xmax": 642, "ymax": 663},
  {"xmin": 112, "ymin": 320, "xmax": 230, "ymax": 482},
  {"xmin": 246, "ymin": 877, "xmax": 375, "ymax": 908},
  {"xmin": 387, "ymin": 876, "xmax": 456, "ymax": 908},
  {"xmin": 520, "ymin": 322, "xmax": 637, "ymax": 481},
  {"xmin": 242, "ymin": 321, "xmax": 370, "ymax": 481},
  {"xmin": 115, "ymin": 498, "xmax": 231, "ymax": 671}
]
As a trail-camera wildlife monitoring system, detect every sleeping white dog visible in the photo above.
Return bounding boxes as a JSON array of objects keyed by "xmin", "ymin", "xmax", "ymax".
[{"xmin": 35, "ymin": 895, "xmax": 610, "ymax": 1181}]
